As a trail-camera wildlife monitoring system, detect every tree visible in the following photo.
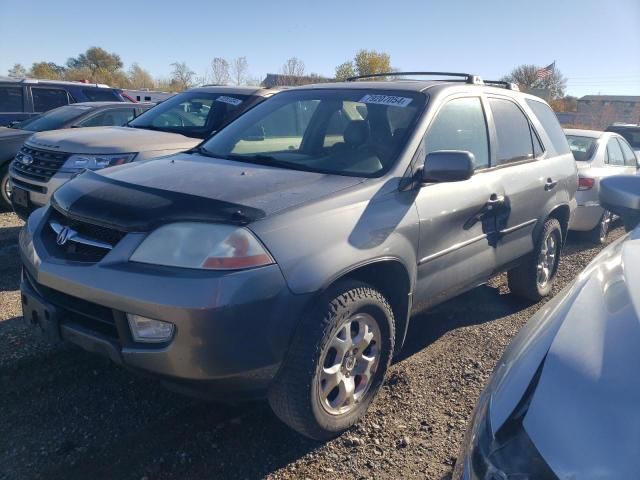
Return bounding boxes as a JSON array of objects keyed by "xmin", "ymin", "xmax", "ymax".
[
  {"xmin": 128, "ymin": 63, "xmax": 155, "ymax": 89},
  {"xmin": 67, "ymin": 47, "xmax": 123, "ymax": 74},
  {"xmin": 335, "ymin": 61, "xmax": 356, "ymax": 81},
  {"xmin": 7, "ymin": 64, "xmax": 27, "ymax": 78},
  {"xmin": 30, "ymin": 62, "xmax": 65, "ymax": 80},
  {"xmin": 502, "ymin": 64, "xmax": 567, "ymax": 99},
  {"xmin": 278, "ymin": 57, "xmax": 306, "ymax": 85},
  {"xmin": 335, "ymin": 49, "xmax": 393, "ymax": 81},
  {"xmin": 169, "ymin": 61, "xmax": 195, "ymax": 91},
  {"xmin": 210, "ymin": 57, "xmax": 231, "ymax": 85},
  {"xmin": 231, "ymin": 57, "xmax": 249, "ymax": 85}
]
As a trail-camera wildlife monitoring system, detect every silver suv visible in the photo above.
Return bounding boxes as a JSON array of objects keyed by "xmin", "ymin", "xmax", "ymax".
[
  {"xmin": 9, "ymin": 86, "xmax": 280, "ymax": 219},
  {"xmin": 19, "ymin": 72, "xmax": 577, "ymax": 440}
]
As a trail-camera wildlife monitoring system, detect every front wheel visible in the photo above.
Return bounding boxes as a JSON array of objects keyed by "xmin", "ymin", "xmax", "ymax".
[
  {"xmin": 508, "ymin": 218, "xmax": 562, "ymax": 301},
  {"xmin": 268, "ymin": 280, "xmax": 395, "ymax": 440},
  {"xmin": 0, "ymin": 165, "xmax": 11, "ymax": 211}
]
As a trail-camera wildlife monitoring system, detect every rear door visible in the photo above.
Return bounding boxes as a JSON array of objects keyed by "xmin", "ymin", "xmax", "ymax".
[
  {"xmin": 30, "ymin": 87, "xmax": 71, "ymax": 114},
  {"xmin": 0, "ymin": 84, "xmax": 28, "ymax": 125}
]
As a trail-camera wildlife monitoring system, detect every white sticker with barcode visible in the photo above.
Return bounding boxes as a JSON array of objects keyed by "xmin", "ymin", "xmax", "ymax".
[
  {"xmin": 358, "ymin": 94, "xmax": 413, "ymax": 107},
  {"xmin": 216, "ymin": 95, "xmax": 243, "ymax": 106}
]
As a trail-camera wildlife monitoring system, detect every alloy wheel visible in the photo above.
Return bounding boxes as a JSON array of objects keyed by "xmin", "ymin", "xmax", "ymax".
[
  {"xmin": 599, "ymin": 211, "xmax": 611, "ymax": 243},
  {"xmin": 536, "ymin": 231, "xmax": 559, "ymax": 289}
]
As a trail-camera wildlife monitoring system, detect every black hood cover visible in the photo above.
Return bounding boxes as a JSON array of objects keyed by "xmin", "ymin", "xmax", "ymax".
[{"xmin": 51, "ymin": 169, "xmax": 265, "ymax": 232}]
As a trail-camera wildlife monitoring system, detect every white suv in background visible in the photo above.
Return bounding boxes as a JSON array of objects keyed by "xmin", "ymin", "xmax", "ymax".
[{"xmin": 9, "ymin": 86, "xmax": 280, "ymax": 219}]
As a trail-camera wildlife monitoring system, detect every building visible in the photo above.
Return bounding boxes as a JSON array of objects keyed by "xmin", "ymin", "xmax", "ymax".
[{"xmin": 559, "ymin": 95, "xmax": 640, "ymax": 129}]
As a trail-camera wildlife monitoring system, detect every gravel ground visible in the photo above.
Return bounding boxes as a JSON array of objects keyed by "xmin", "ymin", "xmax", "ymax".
[{"xmin": 0, "ymin": 210, "xmax": 624, "ymax": 480}]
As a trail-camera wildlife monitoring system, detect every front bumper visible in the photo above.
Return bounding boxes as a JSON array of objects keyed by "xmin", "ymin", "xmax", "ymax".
[
  {"xmin": 19, "ymin": 209, "xmax": 310, "ymax": 398},
  {"xmin": 9, "ymin": 168, "xmax": 74, "ymax": 219}
]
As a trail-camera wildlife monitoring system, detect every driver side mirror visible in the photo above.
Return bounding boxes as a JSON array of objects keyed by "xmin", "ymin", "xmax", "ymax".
[
  {"xmin": 600, "ymin": 175, "xmax": 640, "ymax": 231},
  {"xmin": 422, "ymin": 150, "xmax": 475, "ymax": 183}
]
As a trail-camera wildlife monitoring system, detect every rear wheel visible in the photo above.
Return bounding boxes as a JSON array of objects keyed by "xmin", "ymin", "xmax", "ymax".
[
  {"xmin": 268, "ymin": 280, "xmax": 394, "ymax": 440},
  {"xmin": 0, "ymin": 165, "xmax": 11, "ymax": 211},
  {"xmin": 508, "ymin": 218, "xmax": 562, "ymax": 301},
  {"xmin": 586, "ymin": 210, "xmax": 611, "ymax": 245}
]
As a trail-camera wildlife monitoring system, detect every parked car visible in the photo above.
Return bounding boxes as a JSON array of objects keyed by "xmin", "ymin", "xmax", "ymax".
[
  {"xmin": 606, "ymin": 123, "xmax": 640, "ymax": 156},
  {"xmin": 10, "ymin": 86, "xmax": 280, "ymax": 219},
  {"xmin": 0, "ymin": 77, "xmax": 132, "ymax": 126},
  {"xmin": 0, "ymin": 102, "xmax": 152, "ymax": 210},
  {"xmin": 566, "ymin": 128, "xmax": 638, "ymax": 243},
  {"xmin": 454, "ymin": 174, "xmax": 640, "ymax": 480},
  {"xmin": 18, "ymin": 72, "xmax": 577, "ymax": 440}
]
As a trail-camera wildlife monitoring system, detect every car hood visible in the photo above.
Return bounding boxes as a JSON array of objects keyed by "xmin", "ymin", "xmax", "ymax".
[
  {"xmin": 25, "ymin": 126, "xmax": 199, "ymax": 154},
  {"xmin": 51, "ymin": 152, "xmax": 365, "ymax": 231},
  {"xmin": 502, "ymin": 229, "xmax": 640, "ymax": 478},
  {"xmin": 0, "ymin": 127, "xmax": 32, "ymax": 142}
]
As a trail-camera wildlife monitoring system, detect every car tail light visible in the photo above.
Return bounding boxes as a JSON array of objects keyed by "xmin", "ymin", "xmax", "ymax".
[{"xmin": 578, "ymin": 177, "xmax": 595, "ymax": 191}]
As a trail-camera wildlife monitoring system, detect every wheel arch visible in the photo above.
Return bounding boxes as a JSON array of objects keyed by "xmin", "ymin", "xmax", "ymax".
[{"xmin": 546, "ymin": 203, "xmax": 571, "ymax": 244}]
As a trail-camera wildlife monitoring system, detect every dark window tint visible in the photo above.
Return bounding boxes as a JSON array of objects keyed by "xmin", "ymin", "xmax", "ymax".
[
  {"xmin": 77, "ymin": 108, "xmax": 136, "ymax": 127},
  {"xmin": 525, "ymin": 99, "xmax": 571, "ymax": 155},
  {"xmin": 424, "ymin": 97, "xmax": 489, "ymax": 168},
  {"xmin": 489, "ymin": 98, "xmax": 533, "ymax": 165},
  {"xmin": 0, "ymin": 86, "xmax": 24, "ymax": 112},
  {"xmin": 532, "ymin": 129, "xmax": 544, "ymax": 157},
  {"xmin": 32, "ymin": 88, "xmax": 69, "ymax": 112},
  {"xmin": 82, "ymin": 89, "xmax": 120, "ymax": 101},
  {"xmin": 606, "ymin": 138, "xmax": 625, "ymax": 166},
  {"xmin": 617, "ymin": 138, "xmax": 637, "ymax": 166}
]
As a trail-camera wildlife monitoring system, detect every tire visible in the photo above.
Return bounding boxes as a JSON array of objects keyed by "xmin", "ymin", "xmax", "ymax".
[
  {"xmin": 0, "ymin": 164, "xmax": 11, "ymax": 211},
  {"xmin": 586, "ymin": 210, "xmax": 611, "ymax": 245},
  {"xmin": 268, "ymin": 280, "xmax": 395, "ymax": 440},
  {"xmin": 508, "ymin": 218, "xmax": 562, "ymax": 302}
]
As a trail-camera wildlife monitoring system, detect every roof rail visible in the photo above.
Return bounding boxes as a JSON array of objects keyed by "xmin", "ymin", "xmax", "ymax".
[
  {"xmin": 484, "ymin": 80, "xmax": 520, "ymax": 91},
  {"xmin": 0, "ymin": 77, "xmax": 111, "ymax": 88},
  {"xmin": 345, "ymin": 71, "xmax": 483, "ymax": 85}
]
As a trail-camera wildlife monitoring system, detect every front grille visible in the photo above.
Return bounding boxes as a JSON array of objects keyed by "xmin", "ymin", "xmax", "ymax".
[
  {"xmin": 25, "ymin": 271, "xmax": 118, "ymax": 340},
  {"xmin": 43, "ymin": 209, "xmax": 127, "ymax": 263},
  {"xmin": 12, "ymin": 146, "xmax": 70, "ymax": 182}
]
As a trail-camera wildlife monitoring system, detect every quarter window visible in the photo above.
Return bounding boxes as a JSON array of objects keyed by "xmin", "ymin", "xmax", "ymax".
[
  {"xmin": 617, "ymin": 138, "xmax": 638, "ymax": 167},
  {"xmin": 525, "ymin": 99, "xmax": 571, "ymax": 155},
  {"xmin": 606, "ymin": 138, "xmax": 625, "ymax": 166},
  {"xmin": 424, "ymin": 97, "xmax": 489, "ymax": 169},
  {"xmin": 32, "ymin": 88, "xmax": 69, "ymax": 112},
  {"xmin": 489, "ymin": 98, "xmax": 534, "ymax": 166},
  {"xmin": 0, "ymin": 86, "xmax": 24, "ymax": 112}
]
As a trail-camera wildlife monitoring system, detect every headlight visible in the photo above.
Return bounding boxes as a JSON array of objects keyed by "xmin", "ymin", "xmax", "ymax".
[
  {"xmin": 130, "ymin": 222, "xmax": 274, "ymax": 270},
  {"xmin": 62, "ymin": 153, "xmax": 137, "ymax": 171}
]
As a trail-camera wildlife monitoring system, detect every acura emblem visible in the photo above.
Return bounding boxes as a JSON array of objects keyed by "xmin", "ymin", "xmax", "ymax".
[
  {"xmin": 20, "ymin": 154, "xmax": 33, "ymax": 165},
  {"xmin": 56, "ymin": 226, "xmax": 75, "ymax": 246}
]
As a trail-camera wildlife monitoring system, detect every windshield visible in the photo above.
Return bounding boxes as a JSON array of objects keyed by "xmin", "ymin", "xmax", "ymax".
[
  {"xmin": 566, "ymin": 135, "xmax": 598, "ymax": 161},
  {"xmin": 12, "ymin": 105, "xmax": 93, "ymax": 132},
  {"xmin": 128, "ymin": 91, "xmax": 251, "ymax": 139},
  {"xmin": 200, "ymin": 89, "xmax": 426, "ymax": 177}
]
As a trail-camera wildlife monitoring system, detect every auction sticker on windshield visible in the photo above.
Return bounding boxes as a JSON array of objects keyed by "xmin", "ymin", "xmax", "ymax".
[
  {"xmin": 358, "ymin": 94, "xmax": 413, "ymax": 107},
  {"xmin": 216, "ymin": 96, "xmax": 243, "ymax": 106}
]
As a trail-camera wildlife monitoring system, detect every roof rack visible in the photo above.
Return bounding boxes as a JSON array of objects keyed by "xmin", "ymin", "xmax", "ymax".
[
  {"xmin": 484, "ymin": 80, "xmax": 520, "ymax": 91},
  {"xmin": 345, "ymin": 71, "xmax": 483, "ymax": 85}
]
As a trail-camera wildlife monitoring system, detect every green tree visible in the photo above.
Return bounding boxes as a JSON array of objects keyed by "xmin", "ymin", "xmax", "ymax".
[
  {"xmin": 7, "ymin": 63, "xmax": 27, "ymax": 78},
  {"xmin": 67, "ymin": 47, "xmax": 123, "ymax": 74},
  {"xmin": 128, "ymin": 63, "xmax": 155, "ymax": 89},
  {"xmin": 502, "ymin": 64, "xmax": 567, "ymax": 99},
  {"xmin": 335, "ymin": 49, "xmax": 393, "ymax": 81},
  {"xmin": 30, "ymin": 62, "xmax": 65, "ymax": 80}
]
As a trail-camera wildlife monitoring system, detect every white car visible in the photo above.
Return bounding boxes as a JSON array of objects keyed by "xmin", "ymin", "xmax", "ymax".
[{"xmin": 566, "ymin": 128, "xmax": 638, "ymax": 243}]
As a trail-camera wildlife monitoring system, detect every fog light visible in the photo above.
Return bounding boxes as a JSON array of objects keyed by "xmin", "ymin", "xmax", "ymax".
[{"xmin": 127, "ymin": 314, "xmax": 174, "ymax": 343}]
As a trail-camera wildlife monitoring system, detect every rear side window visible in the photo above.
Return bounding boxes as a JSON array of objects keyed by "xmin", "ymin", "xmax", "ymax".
[
  {"xmin": 617, "ymin": 138, "xmax": 637, "ymax": 166},
  {"xmin": 0, "ymin": 86, "xmax": 23, "ymax": 112},
  {"xmin": 32, "ymin": 88, "xmax": 69, "ymax": 112},
  {"xmin": 606, "ymin": 138, "xmax": 625, "ymax": 166},
  {"xmin": 489, "ymin": 98, "xmax": 534, "ymax": 165},
  {"xmin": 424, "ymin": 97, "xmax": 489, "ymax": 169},
  {"xmin": 82, "ymin": 89, "xmax": 119, "ymax": 101},
  {"xmin": 526, "ymin": 99, "xmax": 571, "ymax": 155}
]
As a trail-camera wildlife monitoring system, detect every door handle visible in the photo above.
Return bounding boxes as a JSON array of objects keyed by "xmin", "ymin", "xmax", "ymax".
[{"xmin": 545, "ymin": 178, "xmax": 558, "ymax": 191}]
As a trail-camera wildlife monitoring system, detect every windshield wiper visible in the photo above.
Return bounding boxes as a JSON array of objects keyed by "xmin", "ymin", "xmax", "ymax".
[{"xmin": 217, "ymin": 153, "xmax": 306, "ymax": 170}]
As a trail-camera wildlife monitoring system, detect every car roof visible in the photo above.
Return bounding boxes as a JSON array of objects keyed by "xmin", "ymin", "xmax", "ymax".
[
  {"xmin": 564, "ymin": 128, "xmax": 606, "ymax": 139},
  {"xmin": 70, "ymin": 101, "xmax": 151, "ymax": 108},
  {"xmin": 186, "ymin": 85, "xmax": 280, "ymax": 96},
  {"xmin": 0, "ymin": 77, "xmax": 112, "ymax": 88}
]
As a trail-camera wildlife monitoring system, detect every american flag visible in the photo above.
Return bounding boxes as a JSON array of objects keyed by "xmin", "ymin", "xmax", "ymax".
[{"xmin": 536, "ymin": 62, "xmax": 555, "ymax": 79}]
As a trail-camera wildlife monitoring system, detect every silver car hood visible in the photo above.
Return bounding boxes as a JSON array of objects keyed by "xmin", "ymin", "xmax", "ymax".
[
  {"xmin": 519, "ymin": 229, "xmax": 640, "ymax": 478},
  {"xmin": 25, "ymin": 126, "xmax": 199, "ymax": 154},
  {"xmin": 0, "ymin": 126, "xmax": 32, "ymax": 141}
]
